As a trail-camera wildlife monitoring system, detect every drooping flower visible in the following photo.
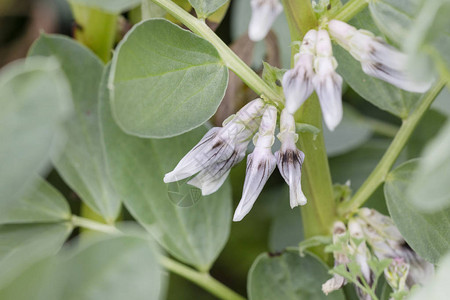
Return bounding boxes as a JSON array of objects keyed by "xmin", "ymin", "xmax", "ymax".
[
  {"xmin": 282, "ymin": 29, "xmax": 317, "ymax": 114},
  {"xmin": 348, "ymin": 219, "xmax": 375, "ymax": 300},
  {"xmin": 164, "ymin": 98, "xmax": 265, "ymax": 195},
  {"xmin": 275, "ymin": 109, "xmax": 307, "ymax": 208},
  {"xmin": 233, "ymin": 105, "xmax": 278, "ymax": 221},
  {"xmin": 322, "ymin": 221, "xmax": 349, "ymax": 295},
  {"xmin": 328, "ymin": 19, "xmax": 432, "ymax": 93},
  {"xmin": 357, "ymin": 208, "xmax": 434, "ymax": 288},
  {"xmin": 313, "ymin": 29, "xmax": 343, "ymax": 131},
  {"xmin": 248, "ymin": 0, "xmax": 283, "ymax": 41}
]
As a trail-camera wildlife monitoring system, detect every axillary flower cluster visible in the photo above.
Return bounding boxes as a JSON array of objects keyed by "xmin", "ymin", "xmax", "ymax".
[
  {"xmin": 323, "ymin": 209, "xmax": 434, "ymax": 299},
  {"xmin": 165, "ymin": 0, "xmax": 432, "ymax": 222},
  {"xmin": 164, "ymin": 99, "xmax": 306, "ymax": 221}
]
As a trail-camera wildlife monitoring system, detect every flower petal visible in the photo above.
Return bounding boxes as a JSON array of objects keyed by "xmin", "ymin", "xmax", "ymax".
[
  {"xmin": 314, "ymin": 69, "xmax": 343, "ymax": 131},
  {"xmin": 164, "ymin": 127, "xmax": 220, "ymax": 183},
  {"xmin": 188, "ymin": 147, "xmax": 246, "ymax": 195},
  {"xmin": 282, "ymin": 55, "xmax": 314, "ymax": 114},
  {"xmin": 249, "ymin": 0, "xmax": 283, "ymax": 41},
  {"xmin": 233, "ymin": 148, "xmax": 277, "ymax": 221}
]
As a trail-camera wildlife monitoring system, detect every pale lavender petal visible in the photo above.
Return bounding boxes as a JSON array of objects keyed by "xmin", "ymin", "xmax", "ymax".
[
  {"xmin": 313, "ymin": 69, "xmax": 343, "ymax": 131},
  {"xmin": 249, "ymin": 0, "xmax": 283, "ymax": 41},
  {"xmin": 233, "ymin": 148, "xmax": 277, "ymax": 221},
  {"xmin": 164, "ymin": 127, "xmax": 220, "ymax": 183}
]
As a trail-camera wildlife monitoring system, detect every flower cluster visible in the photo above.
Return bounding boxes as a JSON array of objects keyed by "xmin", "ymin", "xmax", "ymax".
[
  {"xmin": 283, "ymin": 29, "xmax": 343, "ymax": 131},
  {"xmin": 164, "ymin": 99, "xmax": 307, "ymax": 221},
  {"xmin": 323, "ymin": 208, "xmax": 434, "ymax": 298},
  {"xmin": 248, "ymin": 13, "xmax": 432, "ymax": 130}
]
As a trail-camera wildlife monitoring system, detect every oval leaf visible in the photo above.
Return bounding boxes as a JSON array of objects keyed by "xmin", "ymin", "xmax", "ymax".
[
  {"xmin": 0, "ymin": 57, "xmax": 72, "ymax": 203},
  {"xmin": 409, "ymin": 120, "xmax": 450, "ymax": 211},
  {"xmin": 0, "ymin": 222, "xmax": 72, "ymax": 289},
  {"xmin": 248, "ymin": 251, "xmax": 345, "ymax": 300},
  {"xmin": 101, "ymin": 66, "xmax": 231, "ymax": 270},
  {"xmin": 110, "ymin": 19, "xmax": 228, "ymax": 138},
  {"xmin": 369, "ymin": 0, "xmax": 422, "ymax": 45},
  {"xmin": 0, "ymin": 177, "xmax": 71, "ymax": 224},
  {"xmin": 29, "ymin": 35, "xmax": 121, "ymax": 222},
  {"xmin": 0, "ymin": 235, "xmax": 163, "ymax": 300},
  {"xmin": 384, "ymin": 160, "xmax": 450, "ymax": 264}
]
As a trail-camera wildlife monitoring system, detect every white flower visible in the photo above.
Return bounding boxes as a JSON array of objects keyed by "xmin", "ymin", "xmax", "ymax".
[
  {"xmin": 313, "ymin": 29, "xmax": 343, "ymax": 131},
  {"xmin": 164, "ymin": 99, "xmax": 265, "ymax": 195},
  {"xmin": 282, "ymin": 30, "xmax": 317, "ymax": 114},
  {"xmin": 357, "ymin": 208, "xmax": 434, "ymax": 288},
  {"xmin": 275, "ymin": 109, "xmax": 307, "ymax": 208},
  {"xmin": 328, "ymin": 19, "xmax": 432, "ymax": 93},
  {"xmin": 248, "ymin": 0, "xmax": 283, "ymax": 41},
  {"xmin": 348, "ymin": 219, "xmax": 374, "ymax": 288},
  {"xmin": 322, "ymin": 221, "xmax": 349, "ymax": 295},
  {"xmin": 233, "ymin": 105, "xmax": 277, "ymax": 221}
]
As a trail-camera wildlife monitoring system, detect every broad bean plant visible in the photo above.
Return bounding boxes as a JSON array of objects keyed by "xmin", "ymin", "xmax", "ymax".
[{"xmin": 1, "ymin": 0, "xmax": 450, "ymax": 299}]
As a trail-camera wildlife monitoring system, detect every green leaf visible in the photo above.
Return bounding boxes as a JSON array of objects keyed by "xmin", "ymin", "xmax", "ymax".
[
  {"xmin": 110, "ymin": 19, "xmax": 228, "ymax": 138},
  {"xmin": 0, "ymin": 234, "xmax": 163, "ymax": 300},
  {"xmin": 409, "ymin": 120, "xmax": 450, "ymax": 211},
  {"xmin": 408, "ymin": 252, "xmax": 450, "ymax": 300},
  {"xmin": 406, "ymin": 0, "xmax": 450, "ymax": 82},
  {"xmin": 333, "ymin": 9, "xmax": 422, "ymax": 119},
  {"xmin": 384, "ymin": 160, "xmax": 450, "ymax": 264},
  {"xmin": 248, "ymin": 251, "xmax": 345, "ymax": 300},
  {"xmin": 0, "ymin": 57, "xmax": 72, "ymax": 203},
  {"xmin": 368, "ymin": 0, "xmax": 422, "ymax": 45},
  {"xmin": 101, "ymin": 65, "xmax": 231, "ymax": 270},
  {"xmin": 68, "ymin": 0, "xmax": 141, "ymax": 13},
  {"xmin": 0, "ymin": 177, "xmax": 71, "ymax": 224},
  {"xmin": 188, "ymin": 0, "xmax": 228, "ymax": 18},
  {"xmin": 29, "ymin": 35, "xmax": 121, "ymax": 222},
  {"xmin": 0, "ymin": 222, "xmax": 72, "ymax": 289},
  {"xmin": 432, "ymin": 88, "xmax": 450, "ymax": 116},
  {"xmin": 324, "ymin": 104, "xmax": 373, "ymax": 156},
  {"xmin": 406, "ymin": 108, "xmax": 447, "ymax": 159}
]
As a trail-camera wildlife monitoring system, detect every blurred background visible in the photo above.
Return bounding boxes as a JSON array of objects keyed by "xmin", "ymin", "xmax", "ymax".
[{"xmin": 1, "ymin": 0, "xmax": 448, "ymax": 299}]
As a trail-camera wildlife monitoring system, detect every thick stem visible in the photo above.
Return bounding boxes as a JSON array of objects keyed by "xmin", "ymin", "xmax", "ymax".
[
  {"xmin": 150, "ymin": 0, "xmax": 282, "ymax": 104},
  {"xmin": 283, "ymin": 0, "xmax": 337, "ymax": 262},
  {"xmin": 332, "ymin": 0, "xmax": 368, "ymax": 22},
  {"xmin": 69, "ymin": 3, "xmax": 117, "ymax": 62},
  {"xmin": 280, "ymin": 0, "xmax": 317, "ymax": 42},
  {"xmin": 338, "ymin": 81, "xmax": 445, "ymax": 215},
  {"xmin": 159, "ymin": 257, "xmax": 246, "ymax": 300},
  {"xmin": 295, "ymin": 94, "xmax": 336, "ymax": 253}
]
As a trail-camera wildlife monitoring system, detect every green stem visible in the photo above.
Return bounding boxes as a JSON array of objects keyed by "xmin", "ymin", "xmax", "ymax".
[
  {"xmin": 281, "ymin": 0, "xmax": 317, "ymax": 42},
  {"xmin": 295, "ymin": 94, "xmax": 336, "ymax": 252},
  {"xmin": 159, "ymin": 256, "xmax": 246, "ymax": 300},
  {"xmin": 332, "ymin": 0, "xmax": 368, "ymax": 22},
  {"xmin": 71, "ymin": 215, "xmax": 120, "ymax": 234},
  {"xmin": 72, "ymin": 216, "xmax": 245, "ymax": 300},
  {"xmin": 150, "ymin": 0, "xmax": 282, "ymax": 104},
  {"xmin": 281, "ymin": 0, "xmax": 336, "ymax": 262},
  {"xmin": 339, "ymin": 81, "xmax": 445, "ymax": 215}
]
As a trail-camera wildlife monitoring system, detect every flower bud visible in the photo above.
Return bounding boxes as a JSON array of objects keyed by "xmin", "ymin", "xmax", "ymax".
[
  {"xmin": 248, "ymin": 0, "xmax": 283, "ymax": 41},
  {"xmin": 233, "ymin": 105, "xmax": 278, "ymax": 221}
]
